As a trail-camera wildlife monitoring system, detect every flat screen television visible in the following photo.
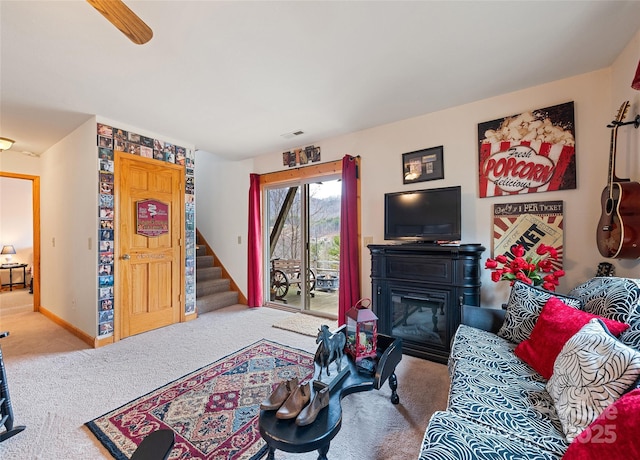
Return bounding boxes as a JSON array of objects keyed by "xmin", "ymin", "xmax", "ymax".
[{"xmin": 384, "ymin": 186, "xmax": 461, "ymax": 242}]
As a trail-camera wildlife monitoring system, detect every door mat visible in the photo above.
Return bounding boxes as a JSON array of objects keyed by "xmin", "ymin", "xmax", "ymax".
[
  {"xmin": 272, "ymin": 313, "xmax": 338, "ymax": 337},
  {"xmin": 86, "ymin": 339, "xmax": 314, "ymax": 460}
]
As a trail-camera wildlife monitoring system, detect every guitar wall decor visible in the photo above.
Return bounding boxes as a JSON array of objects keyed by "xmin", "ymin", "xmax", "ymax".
[{"xmin": 596, "ymin": 101, "xmax": 640, "ymax": 259}]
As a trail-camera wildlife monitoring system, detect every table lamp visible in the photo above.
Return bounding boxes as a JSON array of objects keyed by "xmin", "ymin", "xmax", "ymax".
[{"xmin": 1, "ymin": 245, "xmax": 16, "ymax": 264}]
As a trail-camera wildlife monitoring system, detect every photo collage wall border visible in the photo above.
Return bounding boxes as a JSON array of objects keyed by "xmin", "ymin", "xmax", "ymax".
[{"xmin": 96, "ymin": 123, "xmax": 196, "ymax": 337}]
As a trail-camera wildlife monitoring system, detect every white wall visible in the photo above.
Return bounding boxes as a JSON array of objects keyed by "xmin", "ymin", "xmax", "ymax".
[
  {"xmin": 610, "ymin": 29, "xmax": 640, "ymax": 277},
  {"xmin": 2, "ymin": 115, "xmax": 197, "ymax": 338},
  {"xmin": 195, "ymin": 152, "xmax": 254, "ymax": 292},
  {"xmin": 0, "ymin": 149, "xmax": 41, "ymax": 177},
  {"xmin": 40, "ymin": 117, "xmax": 99, "ymax": 335},
  {"xmin": 4, "ymin": 32, "xmax": 638, "ymax": 329},
  {"xmin": 0, "ymin": 119, "xmax": 98, "ymax": 332},
  {"xmin": 214, "ymin": 36, "xmax": 639, "ymax": 307}
]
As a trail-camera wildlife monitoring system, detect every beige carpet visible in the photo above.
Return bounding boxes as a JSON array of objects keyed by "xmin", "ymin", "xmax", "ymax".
[
  {"xmin": 0, "ymin": 305, "xmax": 449, "ymax": 460},
  {"xmin": 0, "ymin": 289, "xmax": 33, "ymax": 316},
  {"xmin": 272, "ymin": 312, "xmax": 338, "ymax": 337}
]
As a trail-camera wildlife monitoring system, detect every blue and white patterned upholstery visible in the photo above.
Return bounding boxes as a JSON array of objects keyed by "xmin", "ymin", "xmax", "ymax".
[
  {"xmin": 419, "ymin": 411, "xmax": 559, "ymax": 460},
  {"xmin": 449, "ymin": 324, "xmax": 534, "ymax": 377},
  {"xmin": 497, "ymin": 281, "xmax": 582, "ymax": 344},
  {"xmin": 447, "ymin": 327, "xmax": 567, "ymax": 456},
  {"xmin": 419, "ymin": 277, "xmax": 640, "ymax": 460},
  {"xmin": 568, "ymin": 277, "xmax": 640, "ymax": 351}
]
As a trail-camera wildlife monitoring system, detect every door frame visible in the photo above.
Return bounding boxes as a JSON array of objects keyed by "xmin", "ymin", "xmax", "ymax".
[
  {"xmin": 112, "ymin": 151, "xmax": 185, "ymax": 341},
  {"xmin": 0, "ymin": 172, "xmax": 40, "ymax": 310},
  {"xmin": 259, "ymin": 158, "xmax": 361, "ymax": 309},
  {"xmin": 264, "ymin": 183, "xmax": 310, "ymax": 309}
]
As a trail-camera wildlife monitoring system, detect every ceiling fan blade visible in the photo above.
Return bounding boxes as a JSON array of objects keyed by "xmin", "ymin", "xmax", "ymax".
[{"xmin": 86, "ymin": 0, "xmax": 153, "ymax": 45}]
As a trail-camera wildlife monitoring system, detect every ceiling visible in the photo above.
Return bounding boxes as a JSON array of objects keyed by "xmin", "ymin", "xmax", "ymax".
[{"xmin": 2, "ymin": 1, "xmax": 640, "ymax": 160}]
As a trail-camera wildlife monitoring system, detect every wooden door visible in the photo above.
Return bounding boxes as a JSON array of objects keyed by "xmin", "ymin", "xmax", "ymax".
[{"xmin": 116, "ymin": 152, "xmax": 184, "ymax": 338}]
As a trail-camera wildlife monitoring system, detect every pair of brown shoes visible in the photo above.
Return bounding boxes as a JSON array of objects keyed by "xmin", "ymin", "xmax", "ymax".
[
  {"xmin": 260, "ymin": 378, "xmax": 330, "ymax": 425},
  {"xmin": 260, "ymin": 377, "xmax": 299, "ymax": 411},
  {"xmin": 295, "ymin": 386, "xmax": 330, "ymax": 426},
  {"xmin": 276, "ymin": 382, "xmax": 312, "ymax": 419}
]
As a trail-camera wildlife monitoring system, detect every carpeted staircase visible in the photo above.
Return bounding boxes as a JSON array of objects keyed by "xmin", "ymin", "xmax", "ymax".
[{"xmin": 196, "ymin": 241, "xmax": 239, "ymax": 314}]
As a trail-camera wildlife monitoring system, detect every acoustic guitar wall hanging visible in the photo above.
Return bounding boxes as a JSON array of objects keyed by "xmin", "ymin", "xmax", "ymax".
[{"xmin": 596, "ymin": 101, "xmax": 640, "ymax": 259}]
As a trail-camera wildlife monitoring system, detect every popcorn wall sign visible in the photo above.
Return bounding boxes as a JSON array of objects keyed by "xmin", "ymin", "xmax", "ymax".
[{"xmin": 478, "ymin": 102, "xmax": 576, "ymax": 198}]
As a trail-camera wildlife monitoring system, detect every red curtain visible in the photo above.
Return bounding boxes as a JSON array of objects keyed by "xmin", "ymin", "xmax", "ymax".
[
  {"xmin": 247, "ymin": 173, "xmax": 263, "ymax": 307},
  {"xmin": 338, "ymin": 155, "xmax": 361, "ymax": 325},
  {"xmin": 632, "ymin": 59, "xmax": 640, "ymax": 90}
]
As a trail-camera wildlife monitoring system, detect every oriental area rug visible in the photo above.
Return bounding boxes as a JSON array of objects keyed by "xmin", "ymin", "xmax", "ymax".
[{"xmin": 86, "ymin": 340, "xmax": 314, "ymax": 460}]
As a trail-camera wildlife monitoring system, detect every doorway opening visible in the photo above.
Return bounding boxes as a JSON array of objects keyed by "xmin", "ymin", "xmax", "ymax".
[
  {"xmin": 0, "ymin": 172, "xmax": 40, "ymax": 315},
  {"xmin": 266, "ymin": 178, "xmax": 341, "ymax": 319}
]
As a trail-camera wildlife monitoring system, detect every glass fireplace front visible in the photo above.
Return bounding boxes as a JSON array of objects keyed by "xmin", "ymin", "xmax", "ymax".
[{"xmin": 390, "ymin": 289, "xmax": 449, "ymax": 350}]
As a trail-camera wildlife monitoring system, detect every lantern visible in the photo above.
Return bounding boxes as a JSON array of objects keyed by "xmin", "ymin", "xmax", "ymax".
[{"xmin": 346, "ymin": 299, "xmax": 378, "ymax": 361}]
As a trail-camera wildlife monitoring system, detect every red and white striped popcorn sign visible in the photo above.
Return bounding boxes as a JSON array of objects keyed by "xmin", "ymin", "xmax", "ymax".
[{"xmin": 478, "ymin": 102, "xmax": 576, "ymax": 198}]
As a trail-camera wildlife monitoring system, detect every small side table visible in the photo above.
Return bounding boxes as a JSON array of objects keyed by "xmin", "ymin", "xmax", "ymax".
[
  {"xmin": 259, "ymin": 334, "xmax": 402, "ymax": 459},
  {"xmin": 0, "ymin": 264, "xmax": 28, "ymax": 291}
]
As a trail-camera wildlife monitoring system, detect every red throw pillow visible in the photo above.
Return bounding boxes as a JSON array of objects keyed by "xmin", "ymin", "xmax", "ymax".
[
  {"xmin": 514, "ymin": 296, "xmax": 629, "ymax": 379},
  {"xmin": 562, "ymin": 388, "xmax": 640, "ymax": 459}
]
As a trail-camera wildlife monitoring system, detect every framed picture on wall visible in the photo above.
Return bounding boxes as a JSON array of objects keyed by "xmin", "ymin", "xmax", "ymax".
[
  {"xmin": 478, "ymin": 101, "xmax": 576, "ymax": 198},
  {"xmin": 492, "ymin": 200, "xmax": 564, "ymax": 269},
  {"xmin": 402, "ymin": 146, "xmax": 444, "ymax": 184}
]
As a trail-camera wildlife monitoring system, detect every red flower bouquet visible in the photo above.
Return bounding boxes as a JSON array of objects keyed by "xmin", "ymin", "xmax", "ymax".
[{"xmin": 485, "ymin": 244, "xmax": 565, "ymax": 292}]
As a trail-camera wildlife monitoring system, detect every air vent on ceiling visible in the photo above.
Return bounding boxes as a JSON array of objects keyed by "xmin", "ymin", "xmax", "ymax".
[{"xmin": 280, "ymin": 130, "xmax": 304, "ymax": 139}]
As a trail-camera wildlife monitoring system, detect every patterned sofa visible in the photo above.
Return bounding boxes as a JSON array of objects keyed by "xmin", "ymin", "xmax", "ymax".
[{"xmin": 419, "ymin": 277, "xmax": 640, "ymax": 460}]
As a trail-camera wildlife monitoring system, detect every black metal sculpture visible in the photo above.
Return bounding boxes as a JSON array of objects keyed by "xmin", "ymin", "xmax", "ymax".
[{"xmin": 314, "ymin": 325, "xmax": 346, "ymax": 381}]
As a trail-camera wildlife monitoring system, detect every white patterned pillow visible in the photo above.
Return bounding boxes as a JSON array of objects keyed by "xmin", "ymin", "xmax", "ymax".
[
  {"xmin": 568, "ymin": 277, "xmax": 640, "ymax": 352},
  {"xmin": 547, "ymin": 319, "xmax": 640, "ymax": 442},
  {"xmin": 497, "ymin": 280, "xmax": 582, "ymax": 344}
]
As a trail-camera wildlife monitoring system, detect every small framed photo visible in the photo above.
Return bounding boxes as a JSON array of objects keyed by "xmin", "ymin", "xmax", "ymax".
[{"xmin": 402, "ymin": 146, "xmax": 444, "ymax": 184}]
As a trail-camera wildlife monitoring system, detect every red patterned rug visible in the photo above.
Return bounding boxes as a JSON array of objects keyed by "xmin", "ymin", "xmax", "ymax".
[{"xmin": 86, "ymin": 339, "xmax": 314, "ymax": 460}]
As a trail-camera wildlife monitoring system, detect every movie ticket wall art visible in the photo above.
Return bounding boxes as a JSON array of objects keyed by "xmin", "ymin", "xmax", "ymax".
[
  {"xmin": 478, "ymin": 102, "xmax": 576, "ymax": 198},
  {"xmin": 492, "ymin": 200, "xmax": 564, "ymax": 270}
]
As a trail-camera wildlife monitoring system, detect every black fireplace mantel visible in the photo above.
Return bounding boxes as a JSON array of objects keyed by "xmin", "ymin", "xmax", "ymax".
[{"xmin": 369, "ymin": 243, "xmax": 485, "ymax": 363}]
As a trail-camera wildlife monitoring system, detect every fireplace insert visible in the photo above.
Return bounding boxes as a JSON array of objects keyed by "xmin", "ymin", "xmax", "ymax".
[{"xmin": 369, "ymin": 243, "xmax": 485, "ymax": 363}]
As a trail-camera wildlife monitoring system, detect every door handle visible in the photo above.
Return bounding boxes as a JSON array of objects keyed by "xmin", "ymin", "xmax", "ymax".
[{"xmin": 122, "ymin": 254, "xmax": 130, "ymax": 260}]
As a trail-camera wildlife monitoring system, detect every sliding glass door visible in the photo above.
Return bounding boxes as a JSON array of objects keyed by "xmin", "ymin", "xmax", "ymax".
[
  {"xmin": 266, "ymin": 185, "xmax": 306, "ymax": 307},
  {"xmin": 265, "ymin": 178, "xmax": 341, "ymax": 317}
]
